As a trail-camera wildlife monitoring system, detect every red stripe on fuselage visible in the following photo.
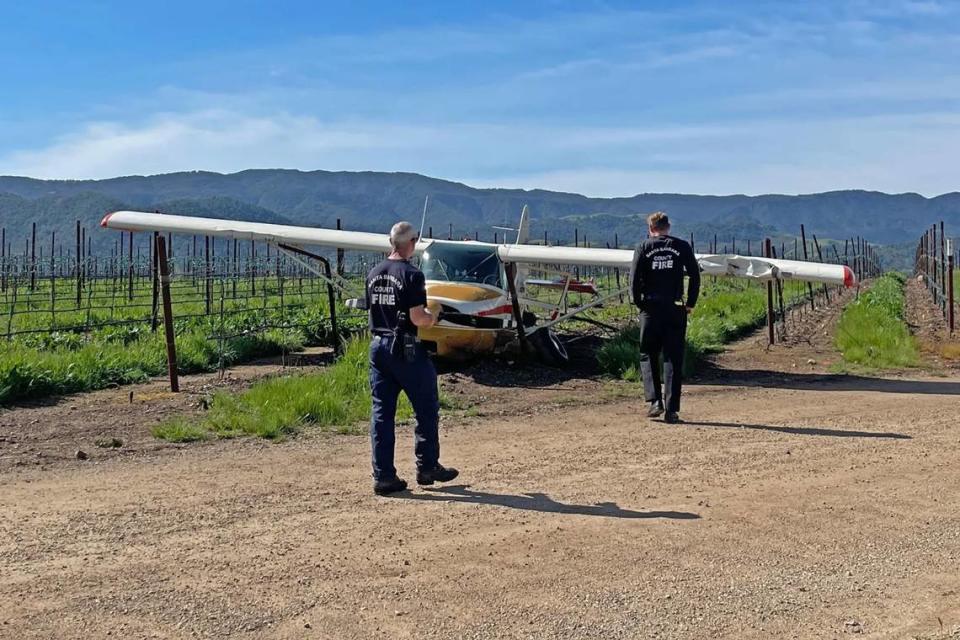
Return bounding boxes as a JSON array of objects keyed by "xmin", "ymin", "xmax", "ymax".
[{"xmin": 476, "ymin": 304, "xmax": 514, "ymax": 317}]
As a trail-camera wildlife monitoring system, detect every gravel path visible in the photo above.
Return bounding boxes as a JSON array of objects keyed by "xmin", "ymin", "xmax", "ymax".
[{"xmin": 2, "ymin": 368, "xmax": 960, "ymax": 639}]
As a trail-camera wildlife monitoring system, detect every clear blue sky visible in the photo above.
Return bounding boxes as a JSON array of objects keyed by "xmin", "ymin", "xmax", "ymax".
[{"xmin": 1, "ymin": 0, "xmax": 958, "ymax": 196}]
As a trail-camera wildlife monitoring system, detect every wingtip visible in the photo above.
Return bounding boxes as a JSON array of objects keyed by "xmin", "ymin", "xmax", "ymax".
[
  {"xmin": 100, "ymin": 212, "xmax": 115, "ymax": 228},
  {"xmin": 843, "ymin": 265, "xmax": 857, "ymax": 288}
]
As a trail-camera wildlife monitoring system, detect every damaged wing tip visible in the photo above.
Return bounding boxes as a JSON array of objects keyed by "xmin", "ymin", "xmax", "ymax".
[
  {"xmin": 100, "ymin": 212, "xmax": 116, "ymax": 228},
  {"xmin": 843, "ymin": 265, "xmax": 857, "ymax": 288}
]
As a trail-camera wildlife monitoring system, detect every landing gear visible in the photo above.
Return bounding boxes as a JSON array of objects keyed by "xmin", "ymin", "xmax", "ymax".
[{"xmin": 527, "ymin": 327, "xmax": 569, "ymax": 367}]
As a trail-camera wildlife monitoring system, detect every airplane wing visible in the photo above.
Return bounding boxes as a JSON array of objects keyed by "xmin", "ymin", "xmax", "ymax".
[
  {"xmin": 498, "ymin": 243, "xmax": 855, "ymax": 287},
  {"xmin": 102, "ymin": 210, "xmax": 855, "ymax": 287},
  {"xmin": 101, "ymin": 210, "xmax": 393, "ymax": 253}
]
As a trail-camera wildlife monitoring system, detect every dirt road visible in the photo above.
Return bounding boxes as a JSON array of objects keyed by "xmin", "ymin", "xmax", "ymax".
[{"xmin": 3, "ymin": 360, "xmax": 960, "ymax": 638}]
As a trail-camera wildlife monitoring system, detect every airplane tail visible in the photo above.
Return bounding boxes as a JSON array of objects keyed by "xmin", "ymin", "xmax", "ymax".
[
  {"xmin": 514, "ymin": 205, "xmax": 530, "ymax": 293},
  {"xmin": 516, "ymin": 204, "xmax": 530, "ymax": 245}
]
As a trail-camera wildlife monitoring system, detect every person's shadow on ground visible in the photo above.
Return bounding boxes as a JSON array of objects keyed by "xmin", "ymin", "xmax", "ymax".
[{"xmin": 395, "ymin": 484, "xmax": 699, "ymax": 520}]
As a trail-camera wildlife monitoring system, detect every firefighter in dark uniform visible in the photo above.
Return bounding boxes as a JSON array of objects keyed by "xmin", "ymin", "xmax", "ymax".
[
  {"xmin": 366, "ymin": 221, "xmax": 459, "ymax": 495},
  {"xmin": 631, "ymin": 212, "xmax": 701, "ymax": 424}
]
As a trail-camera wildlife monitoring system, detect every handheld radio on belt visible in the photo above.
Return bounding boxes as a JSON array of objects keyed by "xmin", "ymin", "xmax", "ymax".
[{"xmin": 392, "ymin": 312, "xmax": 419, "ymax": 363}]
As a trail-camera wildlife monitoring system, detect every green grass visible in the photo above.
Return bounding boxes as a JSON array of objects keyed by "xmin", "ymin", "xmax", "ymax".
[
  {"xmin": 0, "ymin": 326, "xmax": 308, "ymax": 405},
  {"xmin": 835, "ymin": 272, "xmax": 920, "ymax": 369},
  {"xmin": 152, "ymin": 419, "xmax": 210, "ymax": 443},
  {"xmin": 154, "ymin": 338, "xmax": 415, "ymax": 442},
  {"xmin": 597, "ymin": 279, "xmax": 806, "ymax": 379}
]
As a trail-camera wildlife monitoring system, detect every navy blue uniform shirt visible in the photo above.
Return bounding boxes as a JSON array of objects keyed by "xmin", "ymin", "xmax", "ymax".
[
  {"xmin": 632, "ymin": 235, "xmax": 701, "ymax": 309},
  {"xmin": 366, "ymin": 258, "xmax": 428, "ymax": 335}
]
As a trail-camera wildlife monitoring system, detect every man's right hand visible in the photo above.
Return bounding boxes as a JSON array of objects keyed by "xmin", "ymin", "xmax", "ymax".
[{"xmin": 410, "ymin": 304, "xmax": 439, "ymax": 328}]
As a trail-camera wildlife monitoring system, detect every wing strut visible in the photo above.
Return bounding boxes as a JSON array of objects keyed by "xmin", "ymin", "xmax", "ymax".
[
  {"xmin": 276, "ymin": 243, "xmax": 341, "ymax": 356},
  {"xmin": 503, "ymin": 262, "xmax": 528, "ymax": 356}
]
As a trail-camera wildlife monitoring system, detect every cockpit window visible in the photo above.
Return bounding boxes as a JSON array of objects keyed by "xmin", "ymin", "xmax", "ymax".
[{"xmin": 421, "ymin": 242, "xmax": 502, "ymax": 288}]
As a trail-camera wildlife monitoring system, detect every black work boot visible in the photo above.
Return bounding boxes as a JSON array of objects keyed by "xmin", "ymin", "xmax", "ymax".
[
  {"xmin": 373, "ymin": 476, "xmax": 408, "ymax": 496},
  {"xmin": 664, "ymin": 411, "xmax": 681, "ymax": 424},
  {"xmin": 646, "ymin": 400, "xmax": 664, "ymax": 418},
  {"xmin": 416, "ymin": 464, "xmax": 459, "ymax": 486}
]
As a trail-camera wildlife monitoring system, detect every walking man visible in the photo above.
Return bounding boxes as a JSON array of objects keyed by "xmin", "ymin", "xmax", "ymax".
[
  {"xmin": 631, "ymin": 212, "xmax": 701, "ymax": 423},
  {"xmin": 367, "ymin": 221, "xmax": 459, "ymax": 495}
]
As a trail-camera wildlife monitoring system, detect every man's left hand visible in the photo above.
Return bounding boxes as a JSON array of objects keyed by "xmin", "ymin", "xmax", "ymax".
[{"xmin": 685, "ymin": 306, "xmax": 694, "ymax": 315}]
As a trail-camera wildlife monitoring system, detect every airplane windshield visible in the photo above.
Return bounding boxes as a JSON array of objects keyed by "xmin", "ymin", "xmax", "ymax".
[{"xmin": 421, "ymin": 243, "xmax": 503, "ymax": 288}]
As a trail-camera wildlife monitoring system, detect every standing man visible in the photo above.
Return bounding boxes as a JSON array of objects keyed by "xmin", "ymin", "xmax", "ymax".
[
  {"xmin": 631, "ymin": 212, "xmax": 700, "ymax": 424},
  {"xmin": 367, "ymin": 221, "xmax": 459, "ymax": 495}
]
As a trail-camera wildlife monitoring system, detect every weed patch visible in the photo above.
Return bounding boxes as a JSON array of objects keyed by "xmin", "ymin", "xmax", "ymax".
[
  {"xmin": 154, "ymin": 338, "xmax": 415, "ymax": 441},
  {"xmin": 152, "ymin": 419, "xmax": 209, "ymax": 443},
  {"xmin": 836, "ymin": 273, "xmax": 919, "ymax": 369}
]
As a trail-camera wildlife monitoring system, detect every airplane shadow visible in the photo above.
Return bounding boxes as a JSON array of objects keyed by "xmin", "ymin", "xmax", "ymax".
[
  {"xmin": 693, "ymin": 366, "xmax": 960, "ymax": 396},
  {"xmin": 393, "ymin": 484, "xmax": 699, "ymax": 520},
  {"xmin": 681, "ymin": 420, "xmax": 910, "ymax": 440},
  {"xmin": 438, "ymin": 334, "xmax": 607, "ymax": 390}
]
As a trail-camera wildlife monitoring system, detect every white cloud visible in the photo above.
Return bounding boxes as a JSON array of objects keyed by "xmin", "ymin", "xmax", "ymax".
[
  {"xmin": 2, "ymin": 108, "xmax": 958, "ymax": 197},
  {"xmin": 0, "ymin": 111, "xmax": 447, "ymax": 179}
]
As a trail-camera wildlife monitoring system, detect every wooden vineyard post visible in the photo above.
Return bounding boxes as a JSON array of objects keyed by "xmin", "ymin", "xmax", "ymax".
[
  {"xmin": 232, "ymin": 238, "xmax": 238, "ymax": 299},
  {"xmin": 765, "ymin": 238, "xmax": 775, "ymax": 346},
  {"xmin": 127, "ymin": 231, "xmax": 134, "ymax": 302},
  {"xmin": 250, "ymin": 240, "xmax": 256, "ymax": 296},
  {"xmin": 614, "ymin": 232, "xmax": 623, "ymax": 303},
  {"xmin": 1, "ymin": 227, "xmax": 5, "ymax": 294},
  {"xmin": 75, "ymin": 220, "xmax": 82, "ymax": 307},
  {"xmin": 812, "ymin": 234, "xmax": 830, "ymax": 304},
  {"xmin": 941, "ymin": 221, "xmax": 947, "ymax": 312},
  {"xmin": 800, "ymin": 225, "xmax": 815, "ymax": 310},
  {"xmin": 932, "ymin": 225, "xmax": 939, "ymax": 296},
  {"xmin": 151, "ymin": 231, "xmax": 160, "ymax": 332},
  {"xmin": 772, "ymin": 244, "xmax": 787, "ymax": 338},
  {"xmin": 336, "ymin": 218, "xmax": 344, "ymax": 298},
  {"xmin": 275, "ymin": 244, "xmax": 281, "ymax": 292},
  {"xmin": 949, "ymin": 248, "xmax": 955, "ymax": 334},
  {"xmin": 50, "ymin": 231, "xmax": 56, "ymax": 325},
  {"xmin": 205, "ymin": 236, "xmax": 212, "ymax": 315},
  {"xmin": 574, "ymin": 229, "xmax": 580, "ymax": 280},
  {"xmin": 30, "ymin": 222, "xmax": 36, "ymax": 291},
  {"xmin": 156, "ymin": 235, "xmax": 179, "ymax": 393}
]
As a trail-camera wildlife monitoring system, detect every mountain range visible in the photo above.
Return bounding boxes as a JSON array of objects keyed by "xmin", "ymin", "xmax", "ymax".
[{"xmin": 0, "ymin": 169, "xmax": 956, "ymax": 268}]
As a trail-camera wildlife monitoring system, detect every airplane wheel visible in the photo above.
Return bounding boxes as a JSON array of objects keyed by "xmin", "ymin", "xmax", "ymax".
[{"xmin": 527, "ymin": 327, "xmax": 569, "ymax": 367}]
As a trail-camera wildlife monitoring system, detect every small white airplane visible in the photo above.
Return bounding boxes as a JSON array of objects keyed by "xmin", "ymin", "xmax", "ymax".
[{"xmin": 101, "ymin": 208, "xmax": 854, "ymax": 363}]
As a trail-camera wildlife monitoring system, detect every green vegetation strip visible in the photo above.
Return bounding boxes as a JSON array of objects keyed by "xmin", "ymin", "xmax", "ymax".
[
  {"xmin": 0, "ymin": 328, "xmax": 306, "ymax": 405},
  {"xmin": 154, "ymin": 338, "xmax": 420, "ymax": 442},
  {"xmin": 835, "ymin": 273, "xmax": 919, "ymax": 369},
  {"xmin": 598, "ymin": 279, "xmax": 806, "ymax": 380},
  {"xmin": 0, "ymin": 276, "xmax": 362, "ymax": 405}
]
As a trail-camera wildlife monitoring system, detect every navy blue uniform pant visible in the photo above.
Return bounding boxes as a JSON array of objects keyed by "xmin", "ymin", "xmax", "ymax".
[
  {"xmin": 369, "ymin": 336, "xmax": 440, "ymax": 481},
  {"xmin": 638, "ymin": 303, "xmax": 688, "ymax": 412}
]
